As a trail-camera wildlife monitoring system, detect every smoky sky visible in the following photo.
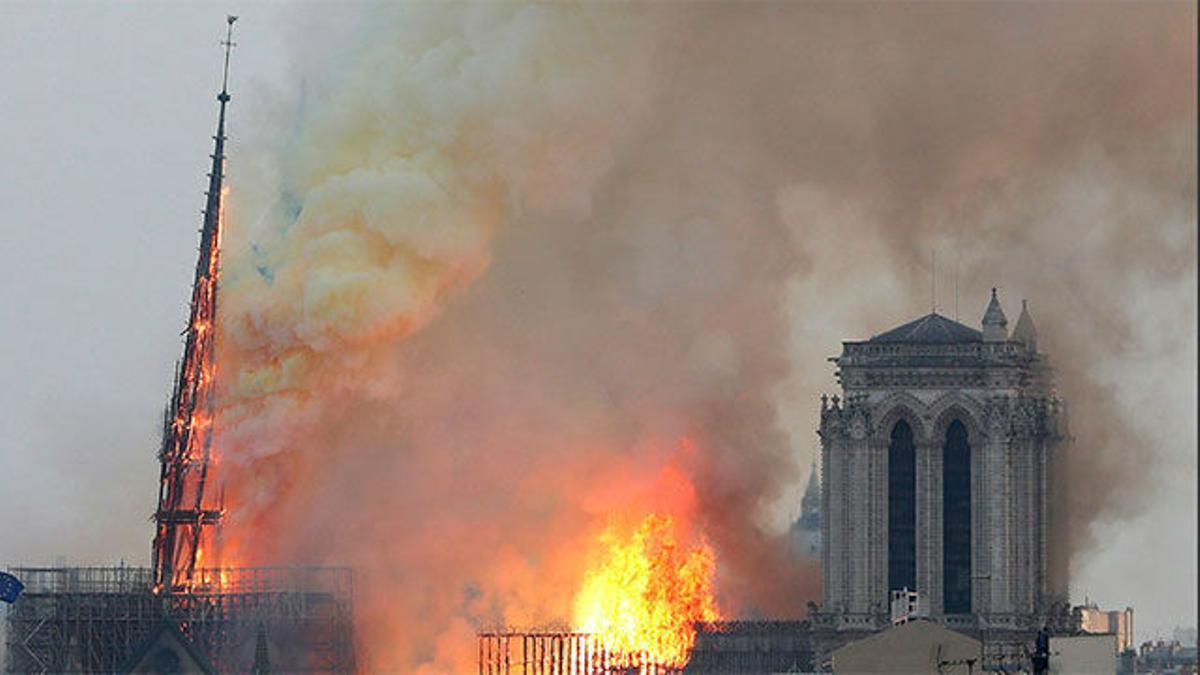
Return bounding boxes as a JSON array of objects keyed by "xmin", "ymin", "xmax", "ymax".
[{"xmin": 0, "ymin": 2, "xmax": 1194, "ymax": 667}]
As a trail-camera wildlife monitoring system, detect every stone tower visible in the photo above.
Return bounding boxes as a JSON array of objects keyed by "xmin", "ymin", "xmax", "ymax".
[{"xmin": 818, "ymin": 290, "xmax": 1069, "ymax": 632}]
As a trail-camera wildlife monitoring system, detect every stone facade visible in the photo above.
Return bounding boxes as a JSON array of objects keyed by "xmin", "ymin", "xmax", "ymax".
[{"xmin": 818, "ymin": 291, "xmax": 1069, "ymax": 633}]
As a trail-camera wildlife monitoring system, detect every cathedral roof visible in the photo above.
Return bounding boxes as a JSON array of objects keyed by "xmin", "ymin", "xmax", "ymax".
[{"xmin": 869, "ymin": 312, "xmax": 983, "ymax": 344}]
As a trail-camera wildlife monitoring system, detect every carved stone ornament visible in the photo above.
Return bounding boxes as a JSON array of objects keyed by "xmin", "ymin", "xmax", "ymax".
[
  {"xmin": 985, "ymin": 396, "xmax": 1010, "ymax": 433},
  {"xmin": 849, "ymin": 412, "xmax": 868, "ymax": 440},
  {"xmin": 1010, "ymin": 398, "xmax": 1039, "ymax": 438}
]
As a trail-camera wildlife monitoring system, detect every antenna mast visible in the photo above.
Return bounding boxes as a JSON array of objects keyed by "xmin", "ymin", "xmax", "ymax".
[
  {"xmin": 931, "ymin": 249, "xmax": 936, "ymax": 314},
  {"xmin": 954, "ymin": 255, "xmax": 959, "ymax": 321},
  {"xmin": 152, "ymin": 15, "xmax": 237, "ymax": 594}
]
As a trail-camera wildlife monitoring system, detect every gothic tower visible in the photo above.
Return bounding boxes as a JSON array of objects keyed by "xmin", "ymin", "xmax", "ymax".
[{"xmin": 818, "ymin": 290, "xmax": 1069, "ymax": 632}]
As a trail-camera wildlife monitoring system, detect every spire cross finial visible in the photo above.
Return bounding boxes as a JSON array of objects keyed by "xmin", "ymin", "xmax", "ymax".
[{"xmin": 220, "ymin": 16, "xmax": 238, "ymax": 99}]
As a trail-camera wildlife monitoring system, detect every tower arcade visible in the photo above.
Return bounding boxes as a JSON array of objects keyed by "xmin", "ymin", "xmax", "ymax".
[{"xmin": 818, "ymin": 290, "xmax": 1069, "ymax": 632}]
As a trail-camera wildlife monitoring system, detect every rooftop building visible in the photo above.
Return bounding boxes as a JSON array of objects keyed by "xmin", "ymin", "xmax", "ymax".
[{"xmin": 1076, "ymin": 602, "xmax": 1134, "ymax": 653}]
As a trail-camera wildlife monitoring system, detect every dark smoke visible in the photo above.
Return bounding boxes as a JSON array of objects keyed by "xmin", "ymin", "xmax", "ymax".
[{"xmin": 219, "ymin": 3, "xmax": 1195, "ymax": 670}]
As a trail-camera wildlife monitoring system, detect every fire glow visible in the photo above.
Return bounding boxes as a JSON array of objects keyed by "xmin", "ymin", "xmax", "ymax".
[
  {"xmin": 153, "ymin": 164, "xmax": 231, "ymax": 593},
  {"xmin": 572, "ymin": 514, "xmax": 720, "ymax": 668},
  {"xmin": 559, "ymin": 438, "xmax": 719, "ymax": 670}
]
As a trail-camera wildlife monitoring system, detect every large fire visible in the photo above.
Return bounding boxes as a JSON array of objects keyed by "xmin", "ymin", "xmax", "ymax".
[{"xmin": 573, "ymin": 513, "xmax": 720, "ymax": 669}]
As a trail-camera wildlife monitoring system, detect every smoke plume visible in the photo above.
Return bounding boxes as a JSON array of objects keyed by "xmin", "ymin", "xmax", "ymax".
[{"xmin": 215, "ymin": 3, "xmax": 1194, "ymax": 670}]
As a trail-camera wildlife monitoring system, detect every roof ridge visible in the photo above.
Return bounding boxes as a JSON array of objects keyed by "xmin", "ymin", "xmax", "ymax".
[{"xmin": 870, "ymin": 312, "xmax": 982, "ymax": 344}]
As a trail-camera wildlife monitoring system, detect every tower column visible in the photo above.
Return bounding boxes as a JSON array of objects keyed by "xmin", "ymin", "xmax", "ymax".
[
  {"xmin": 847, "ymin": 433, "xmax": 874, "ymax": 614},
  {"xmin": 872, "ymin": 435, "xmax": 888, "ymax": 618},
  {"xmin": 986, "ymin": 430, "xmax": 1013, "ymax": 619},
  {"xmin": 916, "ymin": 438, "xmax": 942, "ymax": 617},
  {"xmin": 1013, "ymin": 433, "xmax": 1036, "ymax": 616},
  {"xmin": 820, "ymin": 426, "xmax": 839, "ymax": 612}
]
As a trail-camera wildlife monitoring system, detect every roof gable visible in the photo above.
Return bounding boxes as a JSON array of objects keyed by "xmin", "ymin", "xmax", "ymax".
[
  {"xmin": 869, "ymin": 313, "xmax": 982, "ymax": 344},
  {"xmin": 120, "ymin": 621, "xmax": 216, "ymax": 675}
]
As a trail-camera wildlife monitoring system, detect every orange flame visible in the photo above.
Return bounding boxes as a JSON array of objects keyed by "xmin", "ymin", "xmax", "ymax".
[{"xmin": 573, "ymin": 514, "xmax": 720, "ymax": 669}]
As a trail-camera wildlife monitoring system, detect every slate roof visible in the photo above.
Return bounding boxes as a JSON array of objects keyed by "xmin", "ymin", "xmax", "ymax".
[
  {"xmin": 120, "ymin": 621, "xmax": 216, "ymax": 675},
  {"xmin": 869, "ymin": 312, "xmax": 983, "ymax": 344}
]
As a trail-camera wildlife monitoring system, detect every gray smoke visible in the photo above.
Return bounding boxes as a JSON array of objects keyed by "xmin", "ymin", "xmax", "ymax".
[{"xmin": 216, "ymin": 3, "xmax": 1194, "ymax": 670}]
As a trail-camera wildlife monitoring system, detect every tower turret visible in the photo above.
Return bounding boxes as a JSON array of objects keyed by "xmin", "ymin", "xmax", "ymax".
[
  {"xmin": 1013, "ymin": 299, "xmax": 1038, "ymax": 351},
  {"xmin": 981, "ymin": 287, "xmax": 1008, "ymax": 342}
]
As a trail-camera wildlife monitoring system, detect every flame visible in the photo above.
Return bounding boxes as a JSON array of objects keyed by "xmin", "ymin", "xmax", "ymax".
[
  {"xmin": 573, "ymin": 514, "xmax": 720, "ymax": 669},
  {"xmin": 156, "ymin": 180, "xmax": 230, "ymax": 593},
  {"xmin": 189, "ymin": 546, "xmax": 206, "ymax": 592}
]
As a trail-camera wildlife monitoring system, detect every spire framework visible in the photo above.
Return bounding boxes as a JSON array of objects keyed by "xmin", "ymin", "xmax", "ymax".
[{"xmin": 152, "ymin": 16, "xmax": 236, "ymax": 594}]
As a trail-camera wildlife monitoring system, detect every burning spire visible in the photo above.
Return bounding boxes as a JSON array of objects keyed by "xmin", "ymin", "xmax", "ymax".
[{"xmin": 152, "ymin": 15, "xmax": 237, "ymax": 594}]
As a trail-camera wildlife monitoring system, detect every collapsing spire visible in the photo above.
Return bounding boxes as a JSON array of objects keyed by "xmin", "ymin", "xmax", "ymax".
[{"xmin": 152, "ymin": 16, "xmax": 237, "ymax": 594}]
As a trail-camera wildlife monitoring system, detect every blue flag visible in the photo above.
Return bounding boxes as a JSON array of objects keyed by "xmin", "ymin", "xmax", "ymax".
[{"xmin": 0, "ymin": 571, "xmax": 24, "ymax": 603}]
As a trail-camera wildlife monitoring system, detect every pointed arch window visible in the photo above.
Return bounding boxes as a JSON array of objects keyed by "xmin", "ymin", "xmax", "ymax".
[
  {"xmin": 943, "ymin": 419, "xmax": 972, "ymax": 614},
  {"xmin": 888, "ymin": 420, "xmax": 916, "ymax": 596}
]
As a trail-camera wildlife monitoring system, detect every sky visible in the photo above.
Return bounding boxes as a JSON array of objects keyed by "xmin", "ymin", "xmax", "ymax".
[
  {"xmin": 0, "ymin": 2, "xmax": 289, "ymax": 564},
  {"xmin": 0, "ymin": 1, "xmax": 1194, "ymax": 656}
]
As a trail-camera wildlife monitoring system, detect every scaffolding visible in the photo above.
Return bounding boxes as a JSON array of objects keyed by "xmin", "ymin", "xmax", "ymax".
[
  {"xmin": 687, "ymin": 620, "xmax": 814, "ymax": 673},
  {"xmin": 478, "ymin": 621, "xmax": 820, "ymax": 675},
  {"xmin": 3, "ymin": 566, "xmax": 355, "ymax": 674},
  {"xmin": 478, "ymin": 631, "xmax": 685, "ymax": 675}
]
